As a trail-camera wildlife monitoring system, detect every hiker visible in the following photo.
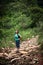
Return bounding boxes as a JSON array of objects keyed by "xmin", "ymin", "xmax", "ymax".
[{"xmin": 14, "ymin": 30, "xmax": 21, "ymax": 53}]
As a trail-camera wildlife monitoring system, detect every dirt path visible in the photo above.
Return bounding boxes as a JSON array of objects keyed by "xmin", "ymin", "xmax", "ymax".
[{"xmin": 0, "ymin": 35, "xmax": 43, "ymax": 65}]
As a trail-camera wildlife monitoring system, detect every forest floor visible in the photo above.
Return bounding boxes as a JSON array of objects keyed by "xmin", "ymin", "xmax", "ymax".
[{"xmin": 0, "ymin": 35, "xmax": 43, "ymax": 65}]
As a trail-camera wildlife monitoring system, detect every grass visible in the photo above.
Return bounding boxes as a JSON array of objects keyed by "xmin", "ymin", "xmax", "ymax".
[{"xmin": 20, "ymin": 29, "xmax": 36, "ymax": 40}]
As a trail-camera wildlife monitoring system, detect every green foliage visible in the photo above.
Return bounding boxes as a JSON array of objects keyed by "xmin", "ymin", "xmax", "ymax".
[
  {"xmin": 30, "ymin": 7, "xmax": 43, "ymax": 27},
  {"xmin": 0, "ymin": 0, "xmax": 43, "ymax": 48},
  {"xmin": 20, "ymin": 29, "xmax": 36, "ymax": 40},
  {"xmin": 14, "ymin": 14, "xmax": 32, "ymax": 29},
  {"xmin": 0, "ymin": 16, "xmax": 12, "ymax": 43}
]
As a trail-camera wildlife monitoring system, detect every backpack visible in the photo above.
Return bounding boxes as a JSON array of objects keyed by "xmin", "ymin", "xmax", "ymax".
[{"xmin": 18, "ymin": 34, "xmax": 20, "ymax": 38}]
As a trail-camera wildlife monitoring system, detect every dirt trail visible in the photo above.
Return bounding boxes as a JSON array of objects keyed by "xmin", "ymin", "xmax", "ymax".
[{"xmin": 0, "ymin": 35, "xmax": 43, "ymax": 65}]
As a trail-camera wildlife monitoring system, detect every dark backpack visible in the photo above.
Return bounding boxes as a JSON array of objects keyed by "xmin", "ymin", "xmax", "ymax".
[{"xmin": 18, "ymin": 35, "xmax": 20, "ymax": 38}]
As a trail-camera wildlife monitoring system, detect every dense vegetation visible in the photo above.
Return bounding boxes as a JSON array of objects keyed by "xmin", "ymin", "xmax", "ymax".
[{"xmin": 0, "ymin": 0, "xmax": 43, "ymax": 48}]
